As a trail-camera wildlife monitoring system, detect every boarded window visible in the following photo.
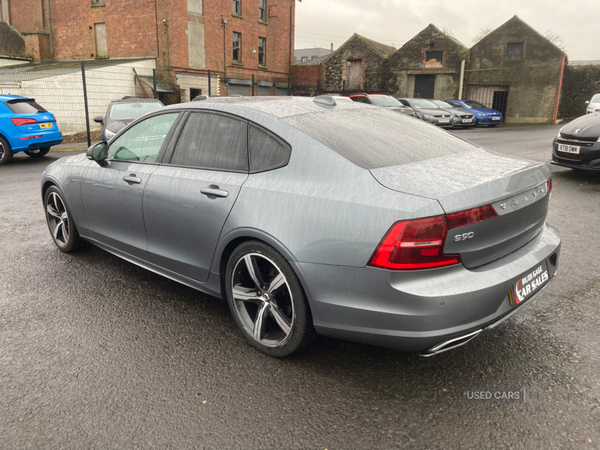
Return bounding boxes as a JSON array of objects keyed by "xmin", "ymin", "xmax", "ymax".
[
  {"xmin": 170, "ymin": 112, "xmax": 248, "ymax": 172},
  {"xmin": 425, "ymin": 51, "xmax": 443, "ymax": 68},
  {"xmin": 233, "ymin": 0, "xmax": 241, "ymax": 15},
  {"xmin": 94, "ymin": 23, "xmax": 107, "ymax": 57},
  {"xmin": 506, "ymin": 43, "xmax": 524, "ymax": 60},
  {"xmin": 233, "ymin": 32, "xmax": 241, "ymax": 62},
  {"xmin": 258, "ymin": 37, "xmax": 266, "ymax": 66}
]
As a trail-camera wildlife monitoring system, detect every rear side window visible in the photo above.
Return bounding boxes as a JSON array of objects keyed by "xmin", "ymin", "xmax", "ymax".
[
  {"xmin": 283, "ymin": 108, "xmax": 474, "ymax": 170},
  {"xmin": 249, "ymin": 125, "xmax": 291, "ymax": 173},
  {"xmin": 5, "ymin": 99, "xmax": 47, "ymax": 114},
  {"xmin": 170, "ymin": 112, "xmax": 248, "ymax": 172}
]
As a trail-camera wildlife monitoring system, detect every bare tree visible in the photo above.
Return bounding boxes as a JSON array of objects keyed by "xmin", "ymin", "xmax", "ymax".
[
  {"xmin": 544, "ymin": 30, "xmax": 567, "ymax": 52},
  {"xmin": 441, "ymin": 26, "xmax": 455, "ymax": 38},
  {"xmin": 473, "ymin": 28, "xmax": 493, "ymax": 44}
]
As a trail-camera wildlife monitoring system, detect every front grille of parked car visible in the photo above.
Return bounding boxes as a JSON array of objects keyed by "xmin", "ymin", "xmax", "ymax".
[
  {"xmin": 556, "ymin": 150, "xmax": 585, "ymax": 161},
  {"xmin": 459, "ymin": 114, "xmax": 474, "ymax": 119},
  {"xmin": 557, "ymin": 138, "xmax": 594, "ymax": 147}
]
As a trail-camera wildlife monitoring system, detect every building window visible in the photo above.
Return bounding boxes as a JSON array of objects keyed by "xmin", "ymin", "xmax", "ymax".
[
  {"xmin": 92, "ymin": 0, "xmax": 104, "ymax": 3},
  {"xmin": 425, "ymin": 51, "xmax": 443, "ymax": 68},
  {"xmin": 258, "ymin": 37, "xmax": 266, "ymax": 66},
  {"xmin": 259, "ymin": 0, "xmax": 266, "ymax": 21},
  {"xmin": 233, "ymin": 0, "xmax": 241, "ymax": 15},
  {"xmin": 233, "ymin": 32, "xmax": 241, "ymax": 62},
  {"xmin": 94, "ymin": 23, "xmax": 108, "ymax": 57},
  {"xmin": 506, "ymin": 43, "xmax": 524, "ymax": 60},
  {"xmin": 301, "ymin": 56, "xmax": 307, "ymax": 63}
]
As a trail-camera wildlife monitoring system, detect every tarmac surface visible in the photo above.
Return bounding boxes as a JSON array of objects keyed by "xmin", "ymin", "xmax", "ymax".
[{"xmin": 1, "ymin": 124, "xmax": 599, "ymax": 449}]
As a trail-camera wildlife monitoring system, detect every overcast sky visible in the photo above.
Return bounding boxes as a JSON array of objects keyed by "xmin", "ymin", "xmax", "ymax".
[{"xmin": 295, "ymin": 0, "xmax": 600, "ymax": 61}]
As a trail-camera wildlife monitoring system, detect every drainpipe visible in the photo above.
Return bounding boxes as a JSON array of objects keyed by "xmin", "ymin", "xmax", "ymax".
[
  {"xmin": 45, "ymin": 0, "xmax": 54, "ymax": 59},
  {"xmin": 458, "ymin": 59, "xmax": 466, "ymax": 100},
  {"xmin": 554, "ymin": 53, "xmax": 566, "ymax": 125}
]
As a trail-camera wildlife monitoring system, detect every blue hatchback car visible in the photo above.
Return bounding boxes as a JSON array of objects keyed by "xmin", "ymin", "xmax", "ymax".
[
  {"xmin": 448, "ymin": 100, "xmax": 503, "ymax": 127},
  {"xmin": 0, "ymin": 94, "xmax": 63, "ymax": 165}
]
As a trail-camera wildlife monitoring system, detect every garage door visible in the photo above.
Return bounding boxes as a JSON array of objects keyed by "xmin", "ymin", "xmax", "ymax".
[
  {"xmin": 276, "ymin": 88, "xmax": 289, "ymax": 96},
  {"xmin": 227, "ymin": 84, "xmax": 251, "ymax": 96},
  {"xmin": 258, "ymin": 86, "xmax": 270, "ymax": 96}
]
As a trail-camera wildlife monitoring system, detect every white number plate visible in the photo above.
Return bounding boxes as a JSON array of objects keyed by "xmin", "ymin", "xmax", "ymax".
[
  {"xmin": 492, "ymin": 116, "xmax": 501, "ymax": 121},
  {"xmin": 462, "ymin": 119, "xmax": 473, "ymax": 123},
  {"xmin": 439, "ymin": 119, "xmax": 450, "ymax": 123},
  {"xmin": 558, "ymin": 143, "xmax": 580, "ymax": 154}
]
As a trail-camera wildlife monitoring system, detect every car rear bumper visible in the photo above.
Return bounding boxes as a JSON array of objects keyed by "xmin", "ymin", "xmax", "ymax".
[
  {"xmin": 10, "ymin": 131, "xmax": 63, "ymax": 152},
  {"xmin": 292, "ymin": 223, "xmax": 560, "ymax": 354}
]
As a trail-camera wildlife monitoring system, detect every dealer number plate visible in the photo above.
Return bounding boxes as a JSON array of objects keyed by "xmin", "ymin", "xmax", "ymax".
[
  {"xmin": 439, "ymin": 119, "xmax": 450, "ymax": 123},
  {"xmin": 511, "ymin": 261, "xmax": 549, "ymax": 305},
  {"xmin": 492, "ymin": 116, "xmax": 501, "ymax": 121}
]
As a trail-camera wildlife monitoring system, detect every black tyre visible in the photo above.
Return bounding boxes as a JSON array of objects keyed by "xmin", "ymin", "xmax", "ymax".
[
  {"xmin": 0, "ymin": 136, "xmax": 14, "ymax": 165},
  {"xmin": 25, "ymin": 146, "xmax": 50, "ymax": 158},
  {"xmin": 225, "ymin": 240, "xmax": 315, "ymax": 357},
  {"xmin": 44, "ymin": 186, "xmax": 84, "ymax": 253}
]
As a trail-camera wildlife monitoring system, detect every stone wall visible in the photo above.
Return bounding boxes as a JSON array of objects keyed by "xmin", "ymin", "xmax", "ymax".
[
  {"xmin": 558, "ymin": 64, "xmax": 600, "ymax": 119},
  {"xmin": 0, "ymin": 22, "xmax": 25, "ymax": 58}
]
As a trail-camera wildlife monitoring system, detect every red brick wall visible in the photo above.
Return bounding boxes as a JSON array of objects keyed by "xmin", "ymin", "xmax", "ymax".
[
  {"xmin": 290, "ymin": 64, "xmax": 321, "ymax": 85},
  {"xmin": 9, "ymin": 0, "xmax": 46, "ymax": 33},
  {"xmin": 50, "ymin": 0, "xmax": 159, "ymax": 60},
  {"xmin": 204, "ymin": 0, "xmax": 296, "ymax": 82}
]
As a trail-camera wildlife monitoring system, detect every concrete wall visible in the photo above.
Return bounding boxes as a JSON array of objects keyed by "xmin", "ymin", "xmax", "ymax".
[
  {"xmin": 0, "ymin": 57, "xmax": 30, "ymax": 67},
  {"xmin": 0, "ymin": 22, "xmax": 26, "ymax": 58},
  {"xmin": 384, "ymin": 24, "xmax": 466, "ymax": 99},
  {"xmin": 558, "ymin": 64, "xmax": 600, "ymax": 119},
  {"xmin": 0, "ymin": 59, "xmax": 156, "ymax": 133},
  {"xmin": 467, "ymin": 16, "xmax": 564, "ymax": 124}
]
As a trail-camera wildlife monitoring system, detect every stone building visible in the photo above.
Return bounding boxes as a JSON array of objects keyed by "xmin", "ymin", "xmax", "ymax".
[
  {"xmin": 466, "ymin": 15, "xmax": 565, "ymax": 123},
  {"xmin": 0, "ymin": 0, "xmax": 299, "ymax": 100},
  {"xmin": 319, "ymin": 33, "xmax": 395, "ymax": 94},
  {"xmin": 383, "ymin": 24, "xmax": 467, "ymax": 99}
]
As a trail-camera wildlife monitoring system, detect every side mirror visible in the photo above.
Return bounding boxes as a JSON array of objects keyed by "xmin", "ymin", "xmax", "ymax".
[
  {"xmin": 585, "ymin": 101, "xmax": 590, "ymax": 105},
  {"xmin": 87, "ymin": 141, "xmax": 108, "ymax": 165},
  {"xmin": 93, "ymin": 116, "xmax": 104, "ymax": 124}
]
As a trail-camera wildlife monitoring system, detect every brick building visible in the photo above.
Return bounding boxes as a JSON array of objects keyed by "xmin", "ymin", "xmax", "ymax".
[{"xmin": 1, "ymin": 0, "xmax": 298, "ymax": 100}]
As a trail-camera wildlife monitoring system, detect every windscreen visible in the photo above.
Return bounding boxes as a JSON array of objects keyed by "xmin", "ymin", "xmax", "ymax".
[
  {"xmin": 591, "ymin": 94, "xmax": 600, "ymax": 103},
  {"xmin": 432, "ymin": 100, "xmax": 454, "ymax": 108},
  {"xmin": 5, "ymin": 99, "xmax": 47, "ymax": 114},
  {"xmin": 463, "ymin": 100, "xmax": 486, "ymax": 109},
  {"xmin": 368, "ymin": 96, "xmax": 403, "ymax": 107},
  {"xmin": 283, "ymin": 108, "xmax": 474, "ymax": 170},
  {"xmin": 108, "ymin": 102, "xmax": 163, "ymax": 121},
  {"xmin": 407, "ymin": 99, "xmax": 438, "ymax": 109}
]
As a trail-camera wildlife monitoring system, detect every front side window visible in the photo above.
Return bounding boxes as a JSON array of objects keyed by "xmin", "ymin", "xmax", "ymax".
[
  {"xmin": 258, "ymin": 37, "xmax": 266, "ymax": 66},
  {"xmin": 233, "ymin": 32, "xmax": 241, "ymax": 62},
  {"xmin": 169, "ymin": 112, "xmax": 248, "ymax": 172},
  {"xmin": 259, "ymin": 0, "xmax": 266, "ymax": 21},
  {"xmin": 107, "ymin": 113, "xmax": 179, "ymax": 163},
  {"xmin": 233, "ymin": 0, "xmax": 241, "ymax": 15},
  {"xmin": 506, "ymin": 43, "xmax": 524, "ymax": 60}
]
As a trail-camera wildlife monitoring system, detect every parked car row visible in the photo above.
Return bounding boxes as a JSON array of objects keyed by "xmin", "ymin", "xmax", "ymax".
[
  {"xmin": 348, "ymin": 93, "xmax": 504, "ymax": 128},
  {"xmin": 552, "ymin": 108, "xmax": 600, "ymax": 172}
]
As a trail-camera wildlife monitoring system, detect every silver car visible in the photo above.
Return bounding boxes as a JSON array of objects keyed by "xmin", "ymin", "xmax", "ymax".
[
  {"xmin": 41, "ymin": 96, "xmax": 561, "ymax": 357},
  {"xmin": 586, "ymin": 93, "xmax": 600, "ymax": 114}
]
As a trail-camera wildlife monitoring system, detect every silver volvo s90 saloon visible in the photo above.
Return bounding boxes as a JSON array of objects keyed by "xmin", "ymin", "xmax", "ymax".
[{"xmin": 41, "ymin": 96, "xmax": 560, "ymax": 357}]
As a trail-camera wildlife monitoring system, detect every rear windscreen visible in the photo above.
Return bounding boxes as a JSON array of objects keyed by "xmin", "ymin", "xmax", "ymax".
[
  {"xmin": 5, "ymin": 100, "xmax": 47, "ymax": 114},
  {"xmin": 282, "ymin": 108, "xmax": 475, "ymax": 170}
]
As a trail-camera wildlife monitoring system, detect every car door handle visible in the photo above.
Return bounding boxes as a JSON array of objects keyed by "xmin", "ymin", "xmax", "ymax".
[
  {"xmin": 200, "ymin": 187, "xmax": 229, "ymax": 198},
  {"xmin": 123, "ymin": 175, "xmax": 142, "ymax": 184}
]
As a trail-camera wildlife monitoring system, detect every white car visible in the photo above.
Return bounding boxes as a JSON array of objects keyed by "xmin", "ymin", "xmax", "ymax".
[{"xmin": 586, "ymin": 94, "xmax": 600, "ymax": 114}]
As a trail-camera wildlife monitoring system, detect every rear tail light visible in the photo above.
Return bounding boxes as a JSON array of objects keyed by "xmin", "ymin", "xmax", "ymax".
[
  {"xmin": 369, "ymin": 204, "xmax": 498, "ymax": 271},
  {"xmin": 19, "ymin": 135, "xmax": 43, "ymax": 140},
  {"xmin": 546, "ymin": 178, "xmax": 553, "ymax": 193},
  {"xmin": 11, "ymin": 118, "xmax": 37, "ymax": 126},
  {"xmin": 368, "ymin": 216, "xmax": 460, "ymax": 270},
  {"xmin": 53, "ymin": 117, "xmax": 56, "ymax": 122}
]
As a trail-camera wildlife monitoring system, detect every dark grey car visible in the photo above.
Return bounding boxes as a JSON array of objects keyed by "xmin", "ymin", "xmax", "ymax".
[
  {"xmin": 552, "ymin": 112, "xmax": 600, "ymax": 171},
  {"xmin": 397, "ymin": 98, "xmax": 453, "ymax": 128},
  {"xmin": 429, "ymin": 99, "xmax": 475, "ymax": 127},
  {"xmin": 94, "ymin": 97, "xmax": 163, "ymax": 141},
  {"xmin": 42, "ymin": 96, "xmax": 560, "ymax": 357}
]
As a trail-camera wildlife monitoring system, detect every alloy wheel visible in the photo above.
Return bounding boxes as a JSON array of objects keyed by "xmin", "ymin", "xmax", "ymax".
[
  {"xmin": 46, "ymin": 192, "xmax": 71, "ymax": 247},
  {"xmin": 231, "ymin": 253, "xmax": 295, "ymax": 347}
]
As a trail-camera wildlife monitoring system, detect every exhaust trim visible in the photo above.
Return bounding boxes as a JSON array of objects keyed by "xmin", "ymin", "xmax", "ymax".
[{"xmin": 419, "ymin": 329, "xmax": 482, "ymax": 357}]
